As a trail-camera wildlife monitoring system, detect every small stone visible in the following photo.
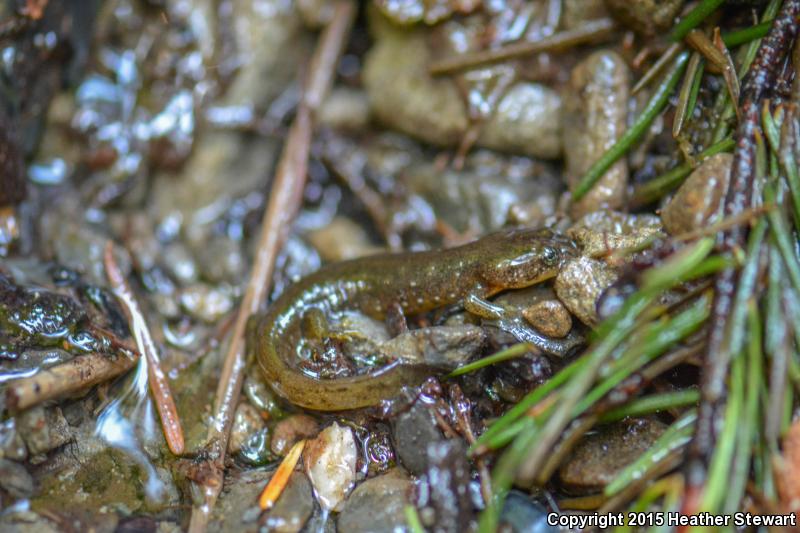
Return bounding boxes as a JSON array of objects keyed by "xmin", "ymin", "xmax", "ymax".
[
  {"xmin": 307, "ymin": 216, "xmax": 382, "ymax": 262},
  {"xmin": 242, "ymin": 375, "xmax": 280, "ymax": 417},
  {"xmin": 391, "ymin": 399, "xmax": 444, "ymax": 476},
  {"xmin": 0, "ymin": 458, "xmax": 34, "ymax": 499},
  {"xmin": 162, "ymin": 242, "xmax": 198, "ymax": 284},
  {"xmin": 563, "ymin": 50, "xmax": 630, "ymax": 217},
  {"xmin": 522, "ymin": 300, "xmax": 573, "ymax": 338},
  {"xmin": 238, "ymin": 428, "xmax": 275, "ymax": 466},
  {"xmin": 194, "ymin": 236, "xmax": 245, "ymax": 284},
  {"xmin": 604, "ymin": 0, "xmax": 685, "ymax": 36},
  {"xmin": 500, "ymin": 491, "xmax": 558, "ymax": 533},
  {"xmin": 318, "ymin": 89, "xmax": 371, "ymax": 132},
  {"xmin": 0, "ymin": 419, "xmax": 27, "ymax": 461},
  {"xmin": 558, "ymin": 418, "xmax": 667, "ymax": 494},
  {"xmin": 17, "ymin": 406, "xmax": 71, "ymax": 458},
  {"xmin": 337, "ymin": 469, "xmax": 412, "ymax": 533},
  {"xmin": 555, "ymin": 257, "xmax": 619, "ymax": 326},
  {"xmin": 262, "ymin": 471, "xmax": 315, "ymax": 533},
  {"xmin": 179, "ymin": 283, "xmax": 234, "ymax": 323},
  {"xmin": 661, "ymin": 153, "xmax": 733, "ymax": 236},
  {"xmin": 421, "ymin": 440, "xmax": 472, "ymax": 532},
  {"xmin": 304, "ymin": 422, "xmax": 357, "ymax": 511},
  {"xmin": 271, "ymin": 414, "xmax": 319, "ymax": 456},
  {"xmin": 228, "ymin": 403, "xmax": 265, "ymax": 455}
]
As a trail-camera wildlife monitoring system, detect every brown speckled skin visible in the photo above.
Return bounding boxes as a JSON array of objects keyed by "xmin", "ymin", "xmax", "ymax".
[{"xmin": 253, "ymin": 227, "xmax": 577, "ymax": 411}]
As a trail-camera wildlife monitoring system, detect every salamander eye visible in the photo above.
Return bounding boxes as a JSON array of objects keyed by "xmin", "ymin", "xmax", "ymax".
[{"xmin": 541, "ymin": 247, "xmax": 558, "ymax": 266}]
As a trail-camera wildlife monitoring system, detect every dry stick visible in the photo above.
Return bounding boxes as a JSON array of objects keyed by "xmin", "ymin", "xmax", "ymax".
[
  {"xmin": 428, "ymin": 18, "xmax": 615, "ymax": 76},
  {"xmin": 687, "ymin": 0, "xmax": 800, "ymax": 510},
  {"xmin": 685, "ymin": 29, "xmax": 729, "ymax": 73},
  {"xmin": 632, "ymin": 43, "xmax": 683, "ymax": 95},
  {"xmin": 5, "ymin": 350, "xmax": 139, "ymax": 412},
  {"xmin": 186, "ymin": 4, "xmax": 354, "ymax": 532},
  {"xmin": 104, "ymin": 242, "xmax": 185, "ymax": 456}
]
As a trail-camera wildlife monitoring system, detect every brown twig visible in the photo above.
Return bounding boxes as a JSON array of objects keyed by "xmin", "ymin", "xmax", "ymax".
[
  {"xmin": 186, "ymin": 3, "xmax": 355, "ymax": 531},
  {"xmin": 428, "ymin": 18, "xmax": 616, "ymax": 76},
  {"xmin": 5, "ymin": 350, "xmax": 139, "ymax": 412},
  {"xmin": 687, "ymin": 0, "xmax": 800, "ymax": 511},
  {"xmin": 104, "ymin": 242, "xmax": 185, "ymax": 456},
  {"xmin": 632, "ymin": 43, "xmax": 683, "ymax": 95}
]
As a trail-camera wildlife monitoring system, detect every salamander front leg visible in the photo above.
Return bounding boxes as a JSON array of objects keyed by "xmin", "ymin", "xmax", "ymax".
[{"xmin": 463, "ymin": 292, "xmax": 506, "ymax": 320}]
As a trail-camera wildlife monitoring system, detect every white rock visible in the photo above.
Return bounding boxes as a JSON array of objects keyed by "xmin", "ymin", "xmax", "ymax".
[{"xmin": 304, "ymin": 422, "xmax": 357, "ymax": 512}]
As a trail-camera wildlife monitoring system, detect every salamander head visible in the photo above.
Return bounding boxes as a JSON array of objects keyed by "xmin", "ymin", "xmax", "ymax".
[{"xmin": 478, "ymin": 228, "xmax": 578, "ymax": 290}]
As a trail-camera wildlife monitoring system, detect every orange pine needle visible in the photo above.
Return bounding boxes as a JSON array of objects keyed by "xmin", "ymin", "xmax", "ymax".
[
  {"xmin": 258, "ymin": 439, "xmax": 305, "ymax": 511},
  {"xmin": 526, "ymin": 393, "xmax": 557, "ymax": 418}
]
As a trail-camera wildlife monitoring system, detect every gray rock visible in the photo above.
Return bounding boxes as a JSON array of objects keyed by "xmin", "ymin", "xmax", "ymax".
[
  {"xmin": 391, "ymin": 400, "xmax": 443, "ymax": 476},
  {"xmin": 262, "ymin": 471, "xmax": 315, "ymax": 533},
  {"xmin": 337, "ymin": 469, "xmax": 412, "ymax": 533},
  {"xmin": 500, "ymin": 491, "xmax": 557, "ymax": 533},
  {"xmin": 0, "ymin": 458, "xmax": 34, "ymax": 499}
]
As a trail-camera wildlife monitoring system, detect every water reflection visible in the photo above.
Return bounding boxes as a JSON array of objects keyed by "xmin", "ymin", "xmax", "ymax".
[{"xmin": 94, "ymin": 356, "xmax": 165, "ymax": 502}]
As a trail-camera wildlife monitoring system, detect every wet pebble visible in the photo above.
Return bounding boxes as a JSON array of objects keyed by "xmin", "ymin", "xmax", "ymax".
[
  {"xmin": 318, "ymin": 88, "xmax": 371, "ymax": 132},
  {"xmin": 493, "ymin": 352, "xmax": 553, "ymax": 403},
  {"xmin": 562, "ymin": 0, "xmax": 610, "ymax": 28},
  {"xmin": 228, "ymin": 402, "xmax": 265, "ymax": 455},
  {"xmin": 661, "ymin": 153, "xmax": 733, "ymax": 236},
  {"xmin": 0, "ymin": 458, "xmax": 34, "ymax": 499},
  {"xmin": 161, "ymin": 242, "xmax": 198, "ymax": 285},
  {"xmin": 238, "ymin": 428, "xmax": 275, "ymax": 466},
  {"xmin": 604, "ymin": 0, "xmax": 684, "ymax": 36},
  {"xmin": 378, "ymin": 324, "xmax": 486, "ymax": 369},
  {"xmin": 0, "ymin": 419, "xmax": 27, "ymax": 461},
  {"xmin": 522, "ymin": 300, "xmax": 573, "ymax": 338},
  {"xmin": 0, "ymin": 510, "xmax": 62, "ymax": 533},
  {"xmin": 17, "ymin": 406, "xmax": 71, "ymax": 460},
  {"xmin": 481, "ymin": 83, "xmax": 562, "ymax": 159},
  {"xmin": 41, "ymin": 202, "xmax": 131, "ymax": 286},
  {"xmin": 304, "ymin": 422, "xmax": 357, "ymax": 511},
  {"xmin": 401, "ymin": 151, "xmax": 562, "ymax": 237},
  {"xmin": 179, "ymin": 283, "xmax": 234, "ymax": 323},
  {"xmin": 363, "ymin": 20, "xmax": 562, "ymax": 159},
  {"xmin": 500, "ymin": 491, "xmax": 558, "ymax": 533},
  {"xmin": 211, "ymin": 468, "xmax": 271, "ymax": 532},
  {"xmin": 307, "ymin": 216, "xmax": 383, "ymax": 262},
  {"xmin": 555, "ymin": 257, "xmax": 619, "ymax": 326},
  {"xmin": 271, "ymin": 414, "xmax": 319, "ymax": 456},
  {"xmin": 374, "ymin": 0, "xmax": 480, "ymax": 25},
  {"xmin": 391, "ymin": 398, "xmax": 444, "ymax": 476},
  {"xmin": 419, "ymin": 439, "xmax": 472, "ymax": 532},
  {"xmin": 296, "ymin": 0, "xmax": 336, "ymax": 28},
  {"xmin": 194, "ymin": 236, "xmax": 245, "ymax": 284},
  {"xmin": 243, "ymin": 375, "xmax": 281, "ymax": 418},
  {"xmin": 337, "ymin": 468, "xmax": 412, "ymax": 533},
  {"xmin": 563, "ymin": 51, "xmax": 630, "ymax": 217},
  {"xmin": 261, "ymin": 471, "xmax": 315, "ymax": 533},
  {"xmin": 558, "ymin": 418, "xmax": 667, "ymax": 494}
]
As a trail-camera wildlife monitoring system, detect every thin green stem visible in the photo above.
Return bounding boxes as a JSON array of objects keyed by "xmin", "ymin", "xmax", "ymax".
[
  {"xmin": 404, "ymin": 506, "xmax": 425, "ymax": 533},
  {"xmin": 721, "ymin": 21, "xmax": 772, "ymax": 47},
  {"xmin": 671, "ymin": 0, "xmax": 726, "ymax": 41},
  {"xmin": 599, "ymin": 389, "xmax": 700, "ymax": 423},
  {"xmin": 446, "ymin": 343, "xmax": 531, "ymax": 378}
]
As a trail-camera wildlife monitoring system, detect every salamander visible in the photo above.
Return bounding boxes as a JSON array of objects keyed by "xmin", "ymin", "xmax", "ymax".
[{"xmin": 251, "ymin": 227, "xmax": 578, "ymax": 411}]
